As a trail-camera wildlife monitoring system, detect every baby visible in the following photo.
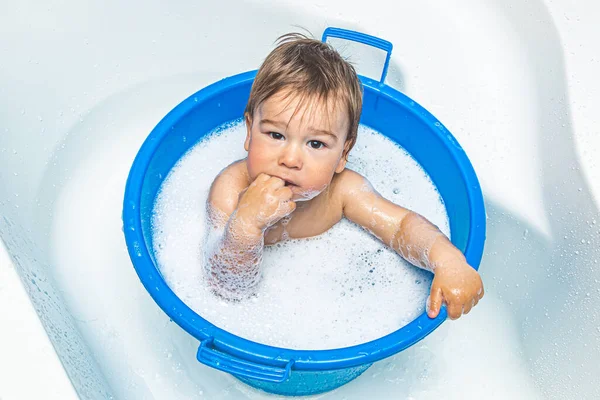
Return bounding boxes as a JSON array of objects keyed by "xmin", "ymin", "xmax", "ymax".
[{"xmin": 205, "ymin": 33, "xmax": 483, "ymax": 320}]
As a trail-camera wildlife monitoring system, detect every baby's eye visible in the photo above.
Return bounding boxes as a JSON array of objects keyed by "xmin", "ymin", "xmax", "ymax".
[
  {"xmin": 308, "ymin": 140, "xmax": 326, "ymax": 149},
  {"xmin": 269, "ymin": 132, "xmax": 284, "ymax": 140}
]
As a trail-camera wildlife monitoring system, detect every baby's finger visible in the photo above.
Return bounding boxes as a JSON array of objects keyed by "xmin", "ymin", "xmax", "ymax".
[
  {"xmin": 427, "ymin": 286, "xmax": 443, "ymax": 318},
  {"xmin": 282, "ymin": 200, "xmax": 296, "ymax": 216},
  {"xmin": 462, "ymin": 300, "xmax": 473, "ymax": 315},
  {"xmin": 254, "ymin": 173, "xmax": 272, "ymax": 184},
  {"xmin": 478, "ymin": 285, "xmax": 485, "ymax": 300},
  {"xmin": 447, "ymin": 302, "xmax": 463, "ymax": 320},
  {"xmin": 275, "ymin": 186, "xmax": 294, "ymax": 200},
  {"xmin": 266, "ymin": 176, "xmax": 286, "ymax": 189}
]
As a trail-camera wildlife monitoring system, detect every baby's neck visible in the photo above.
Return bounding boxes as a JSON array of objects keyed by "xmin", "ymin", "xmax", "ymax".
[{"xmin": 294, "ymin": 185, "xmax": 332, "ymax": 211}]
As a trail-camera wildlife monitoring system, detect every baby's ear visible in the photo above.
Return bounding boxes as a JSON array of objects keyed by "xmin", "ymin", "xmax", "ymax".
[
  {"xmin": 244, "ymin": 113, "xmax": 252, "ymax": 152},
  {"xmin": 335, "ymin": 142, "xmax": 351, "ymax": 173}
]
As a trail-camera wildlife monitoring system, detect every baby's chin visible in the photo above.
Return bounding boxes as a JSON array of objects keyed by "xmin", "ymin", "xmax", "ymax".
[{"xmin": 291, "ymin": 185, "xmax": 327, "ymax": 202}]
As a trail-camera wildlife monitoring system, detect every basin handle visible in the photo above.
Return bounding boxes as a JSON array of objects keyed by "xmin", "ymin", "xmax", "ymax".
[
  {"xmin": 322, "ymin": 27, "xmax": 393, "ymax": 85},
  {"xmin": 197, "ymin": 337, "xmax": 294, "ymax": 383}
]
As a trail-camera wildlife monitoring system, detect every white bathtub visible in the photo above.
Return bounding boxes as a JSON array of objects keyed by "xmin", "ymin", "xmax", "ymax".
[{"xmin": 1, "ymin": 1, "xmax": 599, "ymax": 399}]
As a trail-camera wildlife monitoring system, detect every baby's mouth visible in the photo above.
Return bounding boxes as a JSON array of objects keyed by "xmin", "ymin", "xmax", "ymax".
[{"xmin": 284, "ymin": 180, "xmax": 296, "ymax": 187}]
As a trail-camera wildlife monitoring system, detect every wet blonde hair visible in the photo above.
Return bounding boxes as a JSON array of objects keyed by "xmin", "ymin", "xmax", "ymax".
[{"xmin": 245, "ymin": 32, "xmax": 363, "ymax": 158}]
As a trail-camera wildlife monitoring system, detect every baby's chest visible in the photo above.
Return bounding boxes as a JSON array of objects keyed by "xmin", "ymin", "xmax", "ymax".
[{"xmin": 264, "ymin": 211, "xmax": 342, "ymax": 245}]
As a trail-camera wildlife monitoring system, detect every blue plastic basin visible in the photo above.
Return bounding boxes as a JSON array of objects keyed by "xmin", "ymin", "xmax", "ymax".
[{"xmin": 123, "ymin": 28, "xmax": 486, "ymax": 396}]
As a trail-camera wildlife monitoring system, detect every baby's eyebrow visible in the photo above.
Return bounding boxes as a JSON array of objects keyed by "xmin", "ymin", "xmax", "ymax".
[
  {"xmin": 260, "ymin": 119, "xmax": 287, "ymax": 130},
  {"xmin": 260, "ymin": 119, "xmax": 339, "ymax": 142},
  {"xmin": 307, "ymin": 127, "xmax": 338, "ymax": 142}
]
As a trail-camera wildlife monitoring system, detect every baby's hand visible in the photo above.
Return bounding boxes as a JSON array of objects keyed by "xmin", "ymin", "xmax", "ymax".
[
  {"xmin": 235, "ymin": 173, "xmax": 296, "ymax": 234},
  {"xmin": 427, "ymin": 257, "xmax": 484, "ymax": 320}
]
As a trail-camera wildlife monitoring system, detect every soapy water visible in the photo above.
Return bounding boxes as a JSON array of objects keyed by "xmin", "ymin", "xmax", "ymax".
[{"xmin": 152, "ymin": 120, "xmax": 449, "ymax": 350}]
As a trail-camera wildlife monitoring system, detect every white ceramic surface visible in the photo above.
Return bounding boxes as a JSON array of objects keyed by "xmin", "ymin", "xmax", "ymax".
[{"xmin": 1, "ymin": 1, "xmax": 598, "ymax": 399}]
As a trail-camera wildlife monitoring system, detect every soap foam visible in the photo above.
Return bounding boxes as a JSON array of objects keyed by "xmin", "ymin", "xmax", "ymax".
[{"xmin": 152, "ymin": 120, "xmax": 449, "ymax": 350}]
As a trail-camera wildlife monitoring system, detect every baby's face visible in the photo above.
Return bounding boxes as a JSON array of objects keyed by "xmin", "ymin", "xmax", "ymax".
[{"xmin": 245, "ymin": 90, "xmax": 350, "ymax": 201}]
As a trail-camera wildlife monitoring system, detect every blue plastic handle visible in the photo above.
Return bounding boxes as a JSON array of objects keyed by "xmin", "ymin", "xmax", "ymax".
[
  {"xmin": 322, "ymin": 27, "xmax": 393, "ymax": 85},
  {"xmin": 197, "ymin": 337, "xmax": 294, "ymax": 383}
]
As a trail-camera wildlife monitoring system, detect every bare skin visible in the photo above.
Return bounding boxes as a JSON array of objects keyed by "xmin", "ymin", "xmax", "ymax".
[{"xmin": 206, "ymin": 89, "xmax": 484, "ymax": 320}]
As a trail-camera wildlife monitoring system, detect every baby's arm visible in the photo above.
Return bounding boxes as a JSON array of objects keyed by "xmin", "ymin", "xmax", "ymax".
[
  {"xmin": 339, "ymin": 170, "xmax": 483, "ymax": 320},
  {"xmin": 204, "ymin": 165, "xmax": 295, "ymax": 300}
]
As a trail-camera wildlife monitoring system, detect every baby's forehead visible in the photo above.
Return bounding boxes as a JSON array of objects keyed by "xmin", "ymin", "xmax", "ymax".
[{"xmin": 257, "ymin": 90, "xmax": 349, "ymax": 133}]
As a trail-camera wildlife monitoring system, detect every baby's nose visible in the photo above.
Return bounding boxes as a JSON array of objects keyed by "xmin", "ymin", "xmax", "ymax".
[{"xmin": 279, "ymin": 146, "xmax": 302, "ymax": 169}]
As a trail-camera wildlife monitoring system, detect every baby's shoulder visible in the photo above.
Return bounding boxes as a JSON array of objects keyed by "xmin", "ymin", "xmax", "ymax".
[
  {"xmin": 208, "ymin": 159, "xmax": 249, "ymax": 215},
  {"xmin": 330, "ymin": 169, "xmax": 374, "ymax": 203}
]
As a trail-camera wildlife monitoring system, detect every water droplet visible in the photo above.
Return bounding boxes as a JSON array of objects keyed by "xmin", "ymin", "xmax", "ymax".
[{"xmin": 133, "ymin": 241, "xmax": 142, "ymax": 257}]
